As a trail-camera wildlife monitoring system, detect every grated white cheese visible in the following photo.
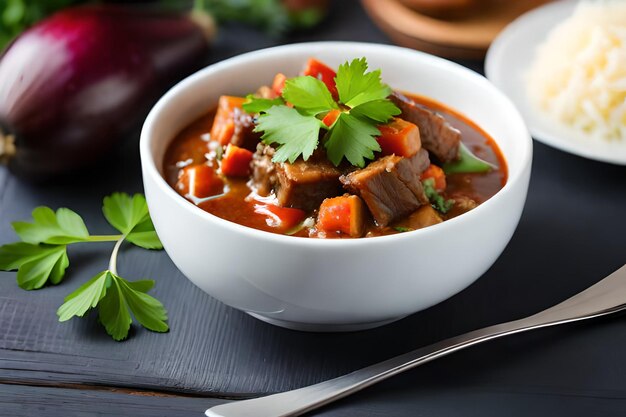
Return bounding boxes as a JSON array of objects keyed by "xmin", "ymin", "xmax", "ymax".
[{"xmin": 526, "ymin": 1, "xmax": 626, "ymax": 141}]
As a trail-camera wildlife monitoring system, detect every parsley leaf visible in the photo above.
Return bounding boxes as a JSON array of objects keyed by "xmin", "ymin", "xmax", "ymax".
[
  {"xmin": 443, "ymin": 142, "xmax": 496, "ymax": 175},
  {"xmin": 350, "ymin": 99, "xmax": 401, "ymax": 123},
  {"xmin": 335, "ymin": 58, "xmax": 392, "ymax": 108},
  {"xmin": 250, "ymin": 57, "xmax": 399, "ymax": 167},
  {"xmin": 242, "ymin": 95, "xmax": 285, "ymax": 114},
  {"xmin": 393, "ymin": 227, "xmax": 414, "ymax": 233},
  {"xmin": 256, "ymin": 105, "xmax": 323, "ymax": 163},
  {"xmin": 57, "ymin": 270, "xmax": 169, "ymax": 341},
  {"xmin": 325, "ymin": 113, "xmax": 381, "ymax": 167},
  {"xmin": 124, "ymin": 217, "xmax": 163, "ymax": 250},
  {"xmin": 102, "ymin": 193, "xmax": 162, "ymax": 250},
  {"xmin": 57, "ymin": 271, "xmax": 110, "ymax": 321},
  {"xmin": 0, "ymin": 242, "xmax": 69, "ymax": 290},
  {"xmin": 282, "ymin": 76, "xmax": 338, "ymax": 115},
  {"xmin": 423, "ymin": 178, "xmax": 454, "ymax": 214},
  {"xmin": 12, "ymin": 207, "xmax": 89, "ymax": 245}
]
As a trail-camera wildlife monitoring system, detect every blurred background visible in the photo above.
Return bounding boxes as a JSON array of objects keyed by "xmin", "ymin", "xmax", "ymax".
[{"xmin": 0, "ymin": 0, "xmax": 552, "ymax": 59}]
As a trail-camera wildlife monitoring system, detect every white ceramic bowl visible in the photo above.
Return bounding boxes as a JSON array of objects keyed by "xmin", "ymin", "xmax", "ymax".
[{"xmin": 140, "ymin": 42, "xmax": 532, "ymax": 332}]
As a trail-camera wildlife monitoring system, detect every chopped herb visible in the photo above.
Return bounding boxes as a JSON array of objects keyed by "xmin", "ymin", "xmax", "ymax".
[
  {"xmin": 443, "ymin": 142, "xmax": 496, "ymax": 175},
  {"xmin": 0, "ymin": 192, "xmax": 167, "ymax": 341},
  {"xmin": 253, "ymin": 57, "xmax": 400, "ymax": 167},
  {"xmin": 393, "ymin": 227, "xmax": 413, "ymax": 233},
  {"xmin": 423, "ymin": 178, "xmax": 454, "ymax": 214}
]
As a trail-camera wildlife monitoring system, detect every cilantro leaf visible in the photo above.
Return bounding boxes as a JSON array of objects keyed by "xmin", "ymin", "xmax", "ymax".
[
  {"xmin": 335, "ymin": 58, "xmax": 392, "ymax": 108},
  {"xmin": 12, "ymin": 207, "xmax": 89, "ymax": 245},
  {"xmin": 125, "ymin": 218, "xmax": 163, "ymax": 250},
  {"xmin": 249, "ymin": 57, "xmax": 399, "ymax": 168},
  {"xmin": 423, "ymin": 178, "xmax": 454, "ymax": 214},
  {"xmin": 118, "ymin": 279, "xmax": 169, "ymax": 333},
  {"xmin": 282, "ymin": 76, "xmax": 338, "ymax": 115},
  {"xmin": 102, "ymin": 193, "xmax": 148, "ymax": 235},
  {"xmin": 350, "ymin": 99, "xmax": 400, "ymax": 123},
  {"xmin": 57, "ymin": 271, "xmax": 110, "ymax": 321},
  {"xmin": 0, "ymin": 242, "xmax": 69, "ymax": 290},
  {"xmin": 242, "ymin": 95, "xmax": 285, "ymax": 114},
  {"xmin": 102, "ymin": 193, "xmax": 162, "ymax": 250},
  {"xmin": 57, "ymin": 270, "xmax": 169, "ymax": 341},
  {"xmin": 394, "ymin": 227, "xmax": 413, "ymax": 233},
  {"xmin": 98, "ymin": 277, "xmax": 133, "ymax": 341},
  {"xmin": 324, "ymin": 113, "xmax": 381, "ymax": 167},
  {"xmin": 256, "ymin": 105, "xmax": 323, "ymax": 163},
  {"xmin": 443, "ymin": 142, "xmax": 496, "ymax": 175}
]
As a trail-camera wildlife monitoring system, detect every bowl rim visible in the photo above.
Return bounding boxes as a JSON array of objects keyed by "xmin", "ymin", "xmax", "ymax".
[{"xmin": 140, "ymin": 41, "xmax": 532, "ymax": 248}]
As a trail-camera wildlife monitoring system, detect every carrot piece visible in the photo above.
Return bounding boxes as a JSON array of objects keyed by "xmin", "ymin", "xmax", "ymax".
[
  {"xmin": 176, "ymin": 164, "xmax": 224, "ymax": 199},
  {"xmin": 210, "ymin": 96, "xmax": 247, "ymax": 145},
  {"xmin": 322, "ymin": 109, "xmax": 341, "ymax": 127},
  {"xmin": 303, "ymin": 58, "xmax": 338, "ymax": 99},
  {"xmin": 272, "ymin": 73, "xmax": 287, "ymax": 96},
  {"xmin": 316, "ymin": 195, "xmax": 365, "ymax": 237},
  {"xmin": 254, "ymin": 203, "xmax": 307, "ymax": 230},
  {"xmin": 376, "ymin": 118, "xmax": 421, "ymax": 158},
  {"xmin": 421, "ymin": 164, "xmax": 447, "ymax": 192},
  {"xmin": 221, "ymin": 144, "xmax": 254, "ymax": 177}
]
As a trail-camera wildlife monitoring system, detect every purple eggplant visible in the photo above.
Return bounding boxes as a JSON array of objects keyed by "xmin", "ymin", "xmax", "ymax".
[{"xmin": 0, "ymin": 5, "xmax": 215, "ymax": 178}]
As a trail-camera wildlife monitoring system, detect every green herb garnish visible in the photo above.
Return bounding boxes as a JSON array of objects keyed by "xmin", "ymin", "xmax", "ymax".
[
  {"xmin": 252, "ymin": 57, "xmax": 401, "ymax": 168},
  {"xmin": 0, "ymin": 193, "xmax": 168, "ymax": 341},
  {"xmin": 242, "ymin": 94, "xmax": 285, "ymax": 114},
  {"xmin": 423, "ymin": 178, "xmax": 454, "ymax": 214},
  {"xmin": 393, "ymin": 226, "xmax": 413, "ymax": 233},
  {"xmin": 443, "ymin": 142, "xmax": 496, "ymax": 175}
]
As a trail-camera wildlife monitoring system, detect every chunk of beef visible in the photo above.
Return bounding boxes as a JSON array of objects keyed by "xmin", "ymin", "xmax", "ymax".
[
  {"xmin": 230, "ymin": 107, "xmax": 261, "ymax": 152},
  {"xmin": 340, "ymin": 149, "xmax": 430, "ymax": 227},
  {"xmin": 250, "ymin": 145, "xmax": 344, "ymax": 211},
  {"xmin": 390, "ymin": 92, "xmax": 461, "ymax": 163},
  {"xmin": 251, "ymin": 143, "xmax": 277, "ymax": 197}
]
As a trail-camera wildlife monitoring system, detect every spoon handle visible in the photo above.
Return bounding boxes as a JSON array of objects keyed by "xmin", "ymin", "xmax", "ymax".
[{"xmin": 206, "ymin": 264, "xmax": 626, "ymax": 417}]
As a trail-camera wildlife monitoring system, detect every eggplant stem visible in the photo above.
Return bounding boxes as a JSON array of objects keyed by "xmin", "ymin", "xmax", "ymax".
[
  {"xmin": 0, "ymin": 130, "xmax": 16, "ymax": 165},
  {"xmin": 190, "ymin": 8, "xmax": 217, "ymax": 42}
]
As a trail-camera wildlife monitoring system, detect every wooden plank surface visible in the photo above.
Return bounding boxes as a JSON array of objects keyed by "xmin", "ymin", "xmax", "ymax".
[{"xmin": 2, "ymin": 0, "xmax": 626, "ymax": 415}]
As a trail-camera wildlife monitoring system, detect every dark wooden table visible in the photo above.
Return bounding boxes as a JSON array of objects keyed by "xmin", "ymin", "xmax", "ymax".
[{"xmin": 2, "ymin": 1, "xmax": 626, "ymax": 416}]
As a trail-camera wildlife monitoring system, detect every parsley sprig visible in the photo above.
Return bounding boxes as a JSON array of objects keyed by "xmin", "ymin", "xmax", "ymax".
[
  {"xmin": 0, "ymin": 192, "xmax": 168, "ymax": 341},
  {"xmin": 246, "ymin": 57, "xmax": 401, "ymax": 167}
]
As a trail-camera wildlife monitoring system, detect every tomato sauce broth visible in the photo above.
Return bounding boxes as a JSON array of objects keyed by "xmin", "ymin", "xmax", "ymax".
[{"xmin": 163, "ymin": 94, "xmax": 507, "ymax": 237}]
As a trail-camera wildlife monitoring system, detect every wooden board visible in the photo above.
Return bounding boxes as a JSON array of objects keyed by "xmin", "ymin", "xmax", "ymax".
[{"xmin": 361, "ymin": 0, "xmax": 553, "ymax": 58}]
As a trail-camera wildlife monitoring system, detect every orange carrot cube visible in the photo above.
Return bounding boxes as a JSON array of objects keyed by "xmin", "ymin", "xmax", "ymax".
[
  {"xmin": 316, "ymin": 195, "xmax": 365, "ymax": 237},
  {"xmin": 322, "ymin": 109, "xmax": 341, "ymax": 127},
  {"xmin": 376, "ymin": 118, "xmax": 421, "ymax": 158},
  {"xmin": 221, "ymin": 144, "xmax": 254, "ymax": 177},
  {"xmin": 272, "ymin": 73, "xmax": 287, "ymax": 96},
  {"xmin": 210, "ymin": 96, "xmax": 247, "ymax": 145},
  {"xmin": 254, "ymin": 203, "xmax": 307, "ymax": 230},
  {"xmin": 421, "ymin": 164, "xmax": 447, "ymax": 191},
  {"xmin": 176, "ymin": 164, "xmax": 224, "ymax": 199}
]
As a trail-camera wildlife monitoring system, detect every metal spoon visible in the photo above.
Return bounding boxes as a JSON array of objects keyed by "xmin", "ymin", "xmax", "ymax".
[{"xmin": 206, "ymin": 264, "xmax": 626, "ymax": 417}]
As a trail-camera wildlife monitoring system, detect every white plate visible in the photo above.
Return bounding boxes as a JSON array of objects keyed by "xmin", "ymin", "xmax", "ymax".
[{"xmin": 485, "ymin": 0, "xmax": 626, "ymax": 165}]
